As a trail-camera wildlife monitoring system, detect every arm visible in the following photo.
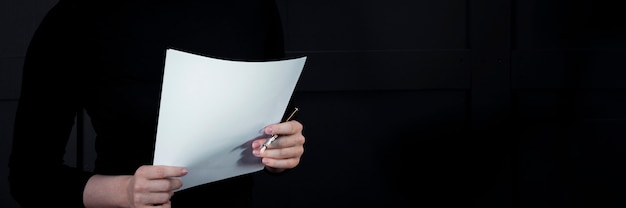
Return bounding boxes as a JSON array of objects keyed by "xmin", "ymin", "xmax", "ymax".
[
  {"xmin": 83, "ymin": 165, "xmax": 187, "ymax": 208},
  {"xmin": 8, "ymin": 2, "xmax": 95, "ymax": 207}
]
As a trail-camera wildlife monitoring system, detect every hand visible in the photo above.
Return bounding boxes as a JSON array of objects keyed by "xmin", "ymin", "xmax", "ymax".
[
  {"xmin": 127, "ymin": 165, "xmax": 188, "ymax": 207},
  {"xmin": 253, "ymin": 120, "xmax": 305, "ymax": 173}
]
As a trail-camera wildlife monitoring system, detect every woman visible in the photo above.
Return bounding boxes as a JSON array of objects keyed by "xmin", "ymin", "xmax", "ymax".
[{"xmin": 9, "ymin": 0, "xmax": 305, "ymax": 207}]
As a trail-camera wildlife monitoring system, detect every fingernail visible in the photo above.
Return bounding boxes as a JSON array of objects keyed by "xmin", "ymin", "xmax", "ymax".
[
  {"xmin": 252, "ymin": 150, "xmax": 260, "ymax": 156},
  {"xmin": 266, "ymin": 127, "xmax": 274, "ymax": 134},
  {"xmin": 181, "ymin": 168, "xmax": 188, "ymax": 174}
]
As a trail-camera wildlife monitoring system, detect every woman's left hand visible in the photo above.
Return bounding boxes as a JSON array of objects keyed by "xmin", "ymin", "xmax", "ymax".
[{"xmin": 252, "ymin": 120, "xmax": 305, "ymax": 173}]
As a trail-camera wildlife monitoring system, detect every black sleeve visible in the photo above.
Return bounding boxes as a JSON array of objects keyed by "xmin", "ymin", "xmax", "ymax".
[{"xmin": 8, "ymin": 1, "xmax": 95, "ymax": 207}]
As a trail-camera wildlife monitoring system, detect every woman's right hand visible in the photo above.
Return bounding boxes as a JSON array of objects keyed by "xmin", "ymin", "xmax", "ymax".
[
  {"xmin": 84, "ymin": 165, "xmax": 188, "ymax": 208},
  {"xmin": 126, "ymin": 165, "xmax": 188, "ymax": 207}
]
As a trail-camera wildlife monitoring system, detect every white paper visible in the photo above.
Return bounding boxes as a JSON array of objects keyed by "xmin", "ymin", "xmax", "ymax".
[{"xmin": 153, "ymin": 49, "xmax": 306, "ymax": 191}]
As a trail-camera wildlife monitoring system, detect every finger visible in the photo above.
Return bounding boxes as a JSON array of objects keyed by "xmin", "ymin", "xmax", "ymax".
[
  {"xmin": 137, "ymin": 178, "xmax": 184, "ymax": 192},
  {"xmin": 262, "ymin": 155, "xmax": 302, "ymax": 169},
  {"xmin": 151, "ymin": 202, "xmax": 171, "ymax": 208},
  {"xmin": 262, "ymin": 144, "xmax": 304, "ymax": 159},
  {"xmin": 160, "ymin": 201, "xmax": 172, "ymax": 208},
  {"xmin": 255, "ymin": 135, "xmax": 280, "ymax": 150},
  {"xmin": 146, "ymin": 202, "xmax": 171, "ymax": 208},
  {"xmin": 265, "ymin": 120, "xmax": 303, "ymax": 135},
  {"xmin": 269, "ymin": 136, "xmax": 281, "ymax": 148},
  {"xmin": 136, "ymin": 165, "xmax": 188, "ymax": 180},
  {"xmin": 133, "ymin": 192, "xmax": 173, "ymax": 207},
  {"xmin": 253, "ymin": 134, "xmax": 305, "ymax": 155},
  {"xmin": 274, "ymin": 134, "xmax": 305, "ymax": 148}
]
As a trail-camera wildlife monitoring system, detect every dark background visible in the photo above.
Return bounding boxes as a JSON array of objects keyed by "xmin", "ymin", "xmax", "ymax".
[{"xmin": 1, "ymin": 0, "xmax": 625, "ymax": 207}]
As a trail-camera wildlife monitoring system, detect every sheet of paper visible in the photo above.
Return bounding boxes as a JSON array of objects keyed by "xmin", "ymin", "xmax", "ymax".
[{"xmin": 153, "ymin": 49, "xmax": 306, "ymax": 191}]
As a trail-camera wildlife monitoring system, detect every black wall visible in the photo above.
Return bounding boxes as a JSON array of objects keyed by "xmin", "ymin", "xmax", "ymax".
[
  {"xmin": 1, "ymin": 0, "xmax": 625, "ymax": 207},
  {"xmin": 252, "ymin": 0, "xmax": 626, "ymax": 207}
]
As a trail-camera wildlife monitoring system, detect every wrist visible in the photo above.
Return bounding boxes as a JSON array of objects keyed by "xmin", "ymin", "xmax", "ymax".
[{"xmin": 84, "ymin": 174, "xmax": 133, "ymax": 208}]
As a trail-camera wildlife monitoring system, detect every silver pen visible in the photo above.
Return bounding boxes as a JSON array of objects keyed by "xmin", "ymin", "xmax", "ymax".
[{"xmin": 260, "ymin": 107, "xmax": 299, "ymax": 153}]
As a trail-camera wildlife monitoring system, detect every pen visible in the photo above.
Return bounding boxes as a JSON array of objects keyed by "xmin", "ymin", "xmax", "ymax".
[{"xmin": 260, "ymin": 107, "xmax": 299, "ymax": 153}]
